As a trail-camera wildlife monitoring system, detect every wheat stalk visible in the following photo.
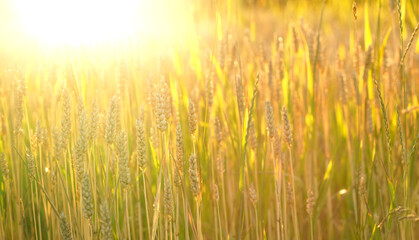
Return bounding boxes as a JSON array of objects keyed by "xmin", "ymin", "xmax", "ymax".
[
  {"xmin": 136, "ymin": 119, "xmax": 147, "ymax": 171},
  {"xmin": 116, "ymin": 130, "xmax": 130, "ymax": 189}
]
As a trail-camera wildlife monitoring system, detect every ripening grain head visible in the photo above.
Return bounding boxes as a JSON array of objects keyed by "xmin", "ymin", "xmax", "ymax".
[
  {"xmin": 116, "ymin": 130, "xmax": 130, "ymax": 188},
  {"xmin": 189, "ymin": 153, "xmax": 200, "ymax": 198}
]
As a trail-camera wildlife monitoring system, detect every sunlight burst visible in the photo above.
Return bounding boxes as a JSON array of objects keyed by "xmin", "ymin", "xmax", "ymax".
[{"xmin": 13, "ymin": 0, "xmax": 141, "ymax": 44}]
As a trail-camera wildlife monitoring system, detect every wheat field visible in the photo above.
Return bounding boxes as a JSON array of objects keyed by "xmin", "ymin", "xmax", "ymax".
[{"xmin": 0, "ymin": 0, "xmax": 418, "ymax": 239}]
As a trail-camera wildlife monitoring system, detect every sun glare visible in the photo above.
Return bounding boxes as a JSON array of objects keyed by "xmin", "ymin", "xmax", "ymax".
[{"xmin": 12, "ymin": 0, "xmax": 141, "ymax": 45}]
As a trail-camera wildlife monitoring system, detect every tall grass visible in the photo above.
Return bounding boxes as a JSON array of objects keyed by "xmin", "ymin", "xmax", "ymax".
[{"xmin": 0, "ymin": 0, "xmax": 418, "ymax": 239}]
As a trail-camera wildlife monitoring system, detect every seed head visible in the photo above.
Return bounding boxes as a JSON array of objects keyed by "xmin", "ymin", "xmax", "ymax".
[
  {"xmin": 207, "ymin": 77, "xmax": 214, "ymax": 108},
  {"xmin": 176, "ymin": 123, "xmax": 184, "ymax": 164},
  {"xmin": 339, "ymin": 73, "xmax": 348, "ymax": 104},
  {"xmin": 150, "ymin": 124, "xmax": 159, "ymax": 148},
  {"xmin": 306, "ymin": 189, "xmax": 315, "ymax": 216},
  {"xmin": 358, "ymin": 175, "xmax": 366, "ymax": 197},
  {"xmin": 53, "ymin": 126, "xmax": 62, "ymax": 160},
  {"xmin": 266, "ymin": 101, "xmax": 275, "ymax": 139},
  {"xmin": 35, "ymin": 120, "xmax": 44, "ymax": 146},
  {"xmin": 248, "ymin": 183, "xmax": 258, "ymax": 206},
  {"xmin": 236, "ymin": 74, "xmax": 245, "ymax": 116},
  {"xmin": 216, "ymin": 151, "xmax": 225, "ymax": 177},
  {"xmin": 61, "ymin": 88, "xmax": 71, "ymax": 148},
  {"xmin": 59, "ymin": 212, "xmax": 72, "ymax": 240},
  {"xmin": 89, "ymin": 99, "xmax": 99, "ymax": 140},
  {"xmin": 100, "ymin": 201, "xmax": 113, "ymax": 240},
  {"xmin": 77, "ymin": 96, "xmax": 89, "ymax": 154},
  {"xmin": 109, "ymin": 154, "xmax": 117, "ymax": 176},
  {"xmin": 189, "ymin": 154, "xmax": 201, "ymax": 198},
  {"xmin": 105, "ymin": 96, "xmax": 119, "ymax": 145},
  {"xmin": 116, "ymin": 130, "xmax": 130, "ymax": 189},
  {"xmin": 248, "ymin": 119, "xmax": 258, "ymax": 150},
  {"xmin": 74, "ymin": 140, "xmax": 85, "ymax": 182},
  {"xmin": 26, "ymin": 150, "xmax": 36, "ymax": 181},
  {"xmin": 174, "ymin": 123, "xmax": 184, "ymax": 187},
  {"xmin": 188, "ymin": 99, "xmax": 197, "ymax": 136},
  {"xmin": 214, "ymin": 117, "xmax": 223, "ymax": 144},
  {"xmin": 282, "ymin": 106, "xmax": 293, "ymax": 146},
  {"xmin": 82, "ymin": 172, "xmax": 93, "ymax": 220},
  {"xmin": 136, "ymin": 119, "xmax": 147, "ymax": 171},
  {"xmin": 139, "ymin": 105, "xmax": 146, "ymax": 122},
  {"xmin": 0, "ymin": 153, "xmax": 9, "ymax": 180},
  {"xmin": 212, "ymin": 183, "xmax": 219, "ymax": 202},
  {"xmin": 159, "ymin": 77, "xmax": 172, "ymax": 121},
  {"xmin": 366, "ymin": 101, "xmax": 374, "ymax": 135},
  {"xmin": 362, "ymin": 46, "xmax": 372, "ymax": 81},
  {"xmin": 273, "ymin": 129, "xmax": 282, "ymax": 159},
  {"xmin": 30, "ymin": 130, "xmax": 37, "ymax": 157},
  {"xmin": 164, "ymin": 176, "xmax": 174, "ymax": 220},
  {"xmin": 0, "ymin": 114, "xmax": 5, "ymax": 136},
  {"xmin": 14, "ymin": 73, "xmax": 26, "ymax": 135},
  {"xmin": 155, "ymin": 88, "xmax": 167, "ymax": 132},
  {"xmin": 352, "ymin": 2, "xmax": 357, "ymax": 20},
  {"xmin": 145, "ymin": 75, "xmax": 155, "ymax": 107}
]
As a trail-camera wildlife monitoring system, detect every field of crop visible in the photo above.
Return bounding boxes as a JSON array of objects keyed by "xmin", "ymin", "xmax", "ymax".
[{"xmin": 0, "ymin": 0, "xmax": 418, "ymax": 239}]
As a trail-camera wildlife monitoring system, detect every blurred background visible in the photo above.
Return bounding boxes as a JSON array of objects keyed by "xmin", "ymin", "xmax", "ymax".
[{"xmin": 0, "ymin": 0, "xmax": 418, "ymax": 84}]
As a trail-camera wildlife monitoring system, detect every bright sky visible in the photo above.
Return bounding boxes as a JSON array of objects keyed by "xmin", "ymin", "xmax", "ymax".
[{"xmin": 3, "ymin": 0, "xmax": 192, "ymax": 46}]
